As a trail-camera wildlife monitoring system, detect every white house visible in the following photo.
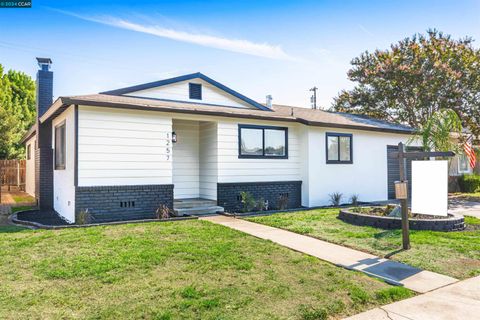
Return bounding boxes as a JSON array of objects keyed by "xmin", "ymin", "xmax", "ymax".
[{"xmin": 24, "ymin": 58, "xmax": 417, "ymax": 223}]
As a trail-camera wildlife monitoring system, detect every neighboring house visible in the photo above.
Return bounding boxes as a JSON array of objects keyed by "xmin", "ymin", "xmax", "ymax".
[{"xmin": 23, "ymin": 58, "xmax": 416, "ymax": 223}]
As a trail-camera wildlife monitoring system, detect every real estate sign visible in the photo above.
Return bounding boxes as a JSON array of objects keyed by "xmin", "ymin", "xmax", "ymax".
[{"xmin": 411, "ymin": 160, "xmax": 448, "ymax": 216}]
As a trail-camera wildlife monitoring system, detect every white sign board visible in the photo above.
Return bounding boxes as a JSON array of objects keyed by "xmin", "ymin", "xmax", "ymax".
[{"xmin": 411, "ymin": 160, "xmax": 448, "ymax": 216}]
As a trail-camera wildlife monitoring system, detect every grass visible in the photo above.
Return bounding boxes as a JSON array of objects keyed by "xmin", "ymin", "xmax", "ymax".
[
  {"xmin": 12, "ymin": 193, "xmax": 36, "ymax": 204},
  {"xmin": 248, "ymin": 209, "xmax": 480, "ymax": 280},
  {"xmin": 0, "ymin": 220, "xmax": 413, "ymax": 319}
]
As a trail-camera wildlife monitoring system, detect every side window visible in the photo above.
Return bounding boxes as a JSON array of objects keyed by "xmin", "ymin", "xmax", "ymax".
[
  {"xmin": 326, "ymin": 133, "xmax": 352, "ymax": 164},
  {"xmin": 55, "ymin": 122, "xmax": 66, "ymax": 170},
  {"xmin": 26, "ymin": 144, "xmax": 31, "ymax": 160}
]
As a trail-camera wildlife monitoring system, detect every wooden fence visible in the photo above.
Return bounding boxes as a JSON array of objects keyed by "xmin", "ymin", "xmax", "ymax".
[{"xmin": 0, "ymin": 160, "xmax": 26, "ymax": 191}]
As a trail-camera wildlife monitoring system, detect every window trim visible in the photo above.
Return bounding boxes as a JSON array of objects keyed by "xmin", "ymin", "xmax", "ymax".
[
  {"xmin": 189, "ymin": 82, "xmax": 202, "ymax": 100},
  {"xmin": 238, "ymin": 124, "xmax": 288, "ymax": 159},
  {"xmin": 458, "ymin": 154, "xmax": 470, "ymax": 174},
  {"xmin": 26, "ymin": 144, "xmax": 31, "ymax": 160},
  {"xmin": 326, "ymin": 132, "xmax": 353, "ymax": 164},
  {"xmin": 55, "ymin": 121, "xmax": 66, "ymax": 170}
]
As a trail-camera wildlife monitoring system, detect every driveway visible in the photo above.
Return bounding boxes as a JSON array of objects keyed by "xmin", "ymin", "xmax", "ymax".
[
  {"xmin": 448, "ymin": 198, "xmax": 480, "ymax": 218},
  {"xmin": 345, "ymin": 275, "xmax": 480, "ymax": 320}
]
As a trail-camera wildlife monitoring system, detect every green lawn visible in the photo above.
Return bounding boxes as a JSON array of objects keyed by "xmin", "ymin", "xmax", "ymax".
[
  {"xmin": 0, "ymin": 220, "xmax": 412, "ymax": 320},
  {"xmin": 248, "ymin": 209, "xmax": 480, "ymax": 280}
]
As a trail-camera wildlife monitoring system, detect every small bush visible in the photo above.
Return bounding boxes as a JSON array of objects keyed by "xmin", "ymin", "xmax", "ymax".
[
  {"xmin": 277, "ymin": 194, "xmax": 289, "ymax": 210},
  {"xmin": 76, "ymin": 209, "xmax": 91, "ymax": 225},
  {"xmin": 328, "ymin": 192, "xmax": 343, "ymax": 206},
  {"xmin": 458, "ymin": 174, "xmax": 480, "ymax": 193},
  {"xmin": 349, "ymin": 194, "xmax": 359, "ymax": 206},
  {"xmin": 240, "ymin": 191, "xmax": 256, "ymax": 212},
  {"xmin": 156, "ymin": 204, "xmax": 172, "ymax": 219}
]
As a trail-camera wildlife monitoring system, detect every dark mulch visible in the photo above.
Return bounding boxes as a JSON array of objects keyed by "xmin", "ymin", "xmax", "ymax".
[{"xmin": 16, "ymin": 209, "xmax": 70, "ymax": 226}]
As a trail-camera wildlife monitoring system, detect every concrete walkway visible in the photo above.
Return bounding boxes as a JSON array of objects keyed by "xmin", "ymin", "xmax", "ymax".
[
  {"xmin": 201, "ymin": 215, "xmax": 457, "ymax": 293},
  {"xmin": 449, "ymin": 199, "xmax": 480, "ymax": 218},
  {"xmin": 345, "ymin": 275, "xmax": 480, "ymax": 320}
]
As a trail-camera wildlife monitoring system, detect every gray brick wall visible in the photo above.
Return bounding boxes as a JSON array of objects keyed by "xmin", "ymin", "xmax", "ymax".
[
  {"xmin": 35, "ymin": 67, "xmax": 54, "ymax": 209},
  {"xmin": 36, "ymin": 69, "xmax": 53, "ymax": 117},
  {"xmin": 75, "ymin": 184, "xmax": 174, "ymax": 222},
  {"xmin": 217, "ymin": 181, "xmax": 302, "ymax": 212},
  {"xmin": 36, "ymin": 120, "xmax": 54, "ymax": 209}
]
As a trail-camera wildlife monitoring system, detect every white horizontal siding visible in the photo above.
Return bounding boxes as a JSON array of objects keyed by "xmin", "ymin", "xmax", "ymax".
[
  {"xmin": 52, "ymin": 106, "xmax": 76, "ymax": 222},
  {"xmin": 78, "ymin": 106, "xmax": 172, "ymax": 186},
  {"xmin": 125, "ymin": 78, "xmax": 254, "ymax": 109},
  {"xmin": 217, "ymin": 120, "xmax": 301, "ymax": 183},
  {"xmin": 173, "ymin": 120, "xmax": 199, "ymax": 198}
]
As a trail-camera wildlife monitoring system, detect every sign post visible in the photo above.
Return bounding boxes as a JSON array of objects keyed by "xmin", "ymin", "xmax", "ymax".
[{"xmin": 389, "ymin": 142, "xmax": 454, "ymax": 250}]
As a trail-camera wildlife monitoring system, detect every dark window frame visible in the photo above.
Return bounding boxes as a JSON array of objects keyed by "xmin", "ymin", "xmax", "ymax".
[
  {"xmin": 189, "ymin": 83, "xmax": 202, "ymax": 100},
  {"xmin": 55, "ymin": 121, "xmax": 66, "ymax": 170},
  {"xmin": 326, "ymin": 132, "xmax": 353, "ymax": 164},
  {"xmin": 238, "ymin": 124, "xmax": 288, "ymax": 159},
  {"xmin": 26, "ymin": 144, "xmax": 31, "ymax": 160}
]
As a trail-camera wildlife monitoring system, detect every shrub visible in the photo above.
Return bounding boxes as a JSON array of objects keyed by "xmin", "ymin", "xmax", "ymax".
[
  {"xmin": 277, "ymin": 194, "xmax": 289, "ymax": 210},
  {"xmin": 240, "ymin": 191, "xmax": 256, "ymax": 212},
  {"xmin": 156, "ymin": 204, "xmax": 172, "ymax": 219},
  {"xmin": 458, "ymin": 174, "xmax": 480, "ymax": 193},
  {"xmin": 256, "ymin": 197, "xmax": 266, "ymax": 211},
  {"xmin": 349, "ymin": 194, "xmax": 359, "ymax": 206},
  {"xmin": 76, "ymin": 209, "xmax": 91, "ymax": 225},
  {"xmin": 328, "ymin": 192, "xmax": 343, "ymax": 206}
]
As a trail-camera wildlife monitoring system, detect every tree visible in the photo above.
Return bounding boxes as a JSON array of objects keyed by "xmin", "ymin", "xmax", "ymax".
[
  {"xmin": 0, "ymin": 64, "xmax": 36, "ymax": 159},
  {"xmin": 332, "ymin": 30, "xmax": 480, "ymax": 137}
]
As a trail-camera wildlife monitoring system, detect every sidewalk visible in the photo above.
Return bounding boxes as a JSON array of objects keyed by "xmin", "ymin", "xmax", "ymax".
[
  {"xmin": 345, "ymin": 275, "xmax": 480, "ymax": 320},
  {"xmin": 201, "ymin": 215, "xmax": 457, "ymax": 293}
]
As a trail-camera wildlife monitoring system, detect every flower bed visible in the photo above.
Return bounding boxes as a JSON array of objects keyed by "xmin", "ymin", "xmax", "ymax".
[{"xmin": 338, "ymin": 207, "xmax": 465, "ymax": 231}]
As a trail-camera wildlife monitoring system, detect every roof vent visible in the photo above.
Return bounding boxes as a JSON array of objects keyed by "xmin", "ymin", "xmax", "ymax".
[{"xmin": 266, "ymin": 95, "xmax": 273, "ymax": 108}]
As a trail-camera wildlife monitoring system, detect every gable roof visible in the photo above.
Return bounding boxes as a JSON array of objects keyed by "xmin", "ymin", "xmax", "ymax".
[
  {"xmin": 100, "ymin": 72, "xmax": 271, "ymax": 111},
  {"xmin": 40, "ymin": 93, "xmax": 414, "ymax": 134}
]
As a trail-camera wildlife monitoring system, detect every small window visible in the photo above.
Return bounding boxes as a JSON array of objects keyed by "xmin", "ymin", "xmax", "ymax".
[
  {"xmin": 458, "ymin": 154, "xmax": 470, "ymax": 173},
  {"xmin": 26, "ymin": 144, "xmax": 31, "ymax": 160},
  {"xmin": 55, "ymin": 122, "xmax": 66, "ymax": 170},
  {"xmin": 326, "ymin": 132, "xmax": 352, "ymax": 164},
  {"xmin": 238, "ymin": 125, "xmax": 288, "ymax": 159},
  {"xmin": 189, "ymin": 83, "xmax": 202, "ymax": 100}
]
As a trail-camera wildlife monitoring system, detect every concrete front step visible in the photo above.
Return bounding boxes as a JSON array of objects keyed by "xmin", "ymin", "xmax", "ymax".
[
  {"xmin": 174, "ymin": 205, "xmax": 224, "ymax": 216},
  {"xmin": 174, "ymin": 198, "xmax": 217, "ymax": 209}
]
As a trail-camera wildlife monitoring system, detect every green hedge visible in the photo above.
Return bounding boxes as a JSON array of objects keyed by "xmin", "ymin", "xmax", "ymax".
[{"xmin": 458, "ymin": 174, "xmax": 480, "ymax": 193}]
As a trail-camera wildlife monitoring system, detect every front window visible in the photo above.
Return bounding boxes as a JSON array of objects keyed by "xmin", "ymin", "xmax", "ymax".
[
  {"xmin": 326, "ymin": 132, "xmax": 352, "ymax": 164},
  {"xmin": 458, "ymin": 154, "xmax": 470, "ymax": 173},
  {"xmin": 55, "ymin": 122, "xmax": 66, "ymax": 170},
  {"xmin": 239, "ymin": 125, "xmax": 288, "ymax": 159}
]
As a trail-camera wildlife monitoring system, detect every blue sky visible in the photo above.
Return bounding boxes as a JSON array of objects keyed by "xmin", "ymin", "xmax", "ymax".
[{"xmin": 1, "ymin": 0, "xmax": 480, "ymax": 108}]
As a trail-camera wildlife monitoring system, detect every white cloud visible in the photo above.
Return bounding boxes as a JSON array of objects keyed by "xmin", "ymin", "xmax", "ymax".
[{"xmin": 55, "ymin": 9, "xmax": 296, "ymax": 61}]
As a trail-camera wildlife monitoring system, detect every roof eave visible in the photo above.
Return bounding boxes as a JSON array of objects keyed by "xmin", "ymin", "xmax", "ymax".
[
  {"xmin": 297, "ymin": 119, "xmax": 415, "ymax": 135},
  {"xmin": 60, "ymin": 97, "xmax": 297, "ymax": 123}
]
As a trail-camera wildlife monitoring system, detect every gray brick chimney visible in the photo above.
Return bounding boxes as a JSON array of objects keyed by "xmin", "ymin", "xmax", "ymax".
[{"xmin": 35, "ymin": 57, "xmax": 54, "ymax": 210}]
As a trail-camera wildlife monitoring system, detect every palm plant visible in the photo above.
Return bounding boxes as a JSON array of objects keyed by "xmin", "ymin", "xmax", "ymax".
[{"xmin": 410, "ymin": 109, "xmax": 462, "ymax": 153}]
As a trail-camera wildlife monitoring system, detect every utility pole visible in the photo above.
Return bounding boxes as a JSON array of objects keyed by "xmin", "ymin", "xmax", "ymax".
[{"xmin": 309, "ymin": 87, "xmax": 318, "ymax": 109}]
